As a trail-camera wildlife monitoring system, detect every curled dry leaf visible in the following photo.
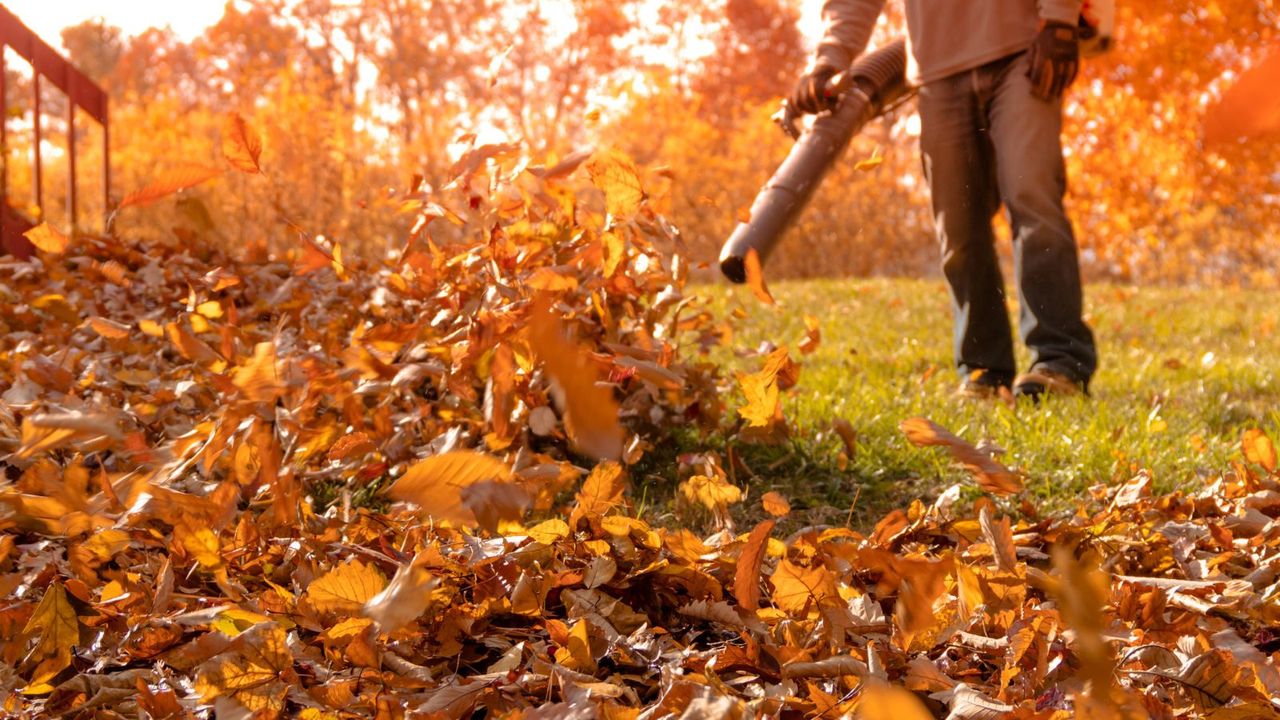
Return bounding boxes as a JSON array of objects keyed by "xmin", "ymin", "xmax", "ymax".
[
  {"xmin": 900, "ymin": 417, "xmax": 1022, "ymax": 496},
  {"xmin": 733, "ymin": 519, "xmax": 775, "ymax": 610},
  {"xmin": 364, "ymin": 558, "xmax": 440, "ymax": 633}
]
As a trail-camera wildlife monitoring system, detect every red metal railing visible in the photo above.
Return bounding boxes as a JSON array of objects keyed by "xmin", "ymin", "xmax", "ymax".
[{"xmin": 0, "ymin": 3, "xmax": 109, "ymax": 257}]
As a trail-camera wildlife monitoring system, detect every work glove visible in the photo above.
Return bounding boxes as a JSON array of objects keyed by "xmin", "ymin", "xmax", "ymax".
[
  {"xmin": 1026, "ymin": 20, "xmax": 1079, "ymax": 101},
  {"xmin": 789, "ymin": 64, "xmax": 840, "ymax": 115}
]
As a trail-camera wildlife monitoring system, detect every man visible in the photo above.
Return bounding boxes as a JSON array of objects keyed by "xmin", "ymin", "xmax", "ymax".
[{"xmin": 791, "ymin": 1, "xmax": 1098, "ymax": 400}]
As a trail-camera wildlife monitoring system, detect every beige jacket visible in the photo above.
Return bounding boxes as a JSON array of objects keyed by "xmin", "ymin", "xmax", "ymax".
[{"xmin": 815, "ymin": 0, "xmax": 1082, "ymax": 85}]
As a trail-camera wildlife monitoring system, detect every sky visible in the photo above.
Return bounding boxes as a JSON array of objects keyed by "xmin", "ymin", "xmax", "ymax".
[{"xmin": 4, "ymin": 0, "xmax": 229, "ymax": 48}]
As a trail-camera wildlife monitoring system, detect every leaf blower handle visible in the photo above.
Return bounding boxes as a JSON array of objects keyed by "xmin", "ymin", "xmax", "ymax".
[{"xmin": 774, "ymin": 72, "xmax": 851, "ymax": 140}]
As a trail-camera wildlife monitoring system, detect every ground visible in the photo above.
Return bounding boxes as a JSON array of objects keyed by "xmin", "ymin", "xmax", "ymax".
[{"xmin": 639, "ymin": 279, "xmax": 1280, "ymax": 531}]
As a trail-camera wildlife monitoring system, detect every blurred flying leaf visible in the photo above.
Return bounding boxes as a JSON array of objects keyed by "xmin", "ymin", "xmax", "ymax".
[
  {"xmin": 222, "ymin": 112, "xmax": 264, "ymax": 174},
  {"xmin": 120, "ymin": 164, "xmax": 223, "ymax": 209},
  {"xmin": 733, "ymin": 519, "xmax": 774, "ymax": 610},
  {"xmin": 744, "ymin": 248, "xmax": 775, "ymax": 305},
  {"xmin": 761, "ymin": 491, "xmax": 791, "ymax": 517},
  {"xmin": 900, "ymin": 418, "xmax": 1023, "ymax": 496},
  {"xmin": 24, "ymin": 223, "xmax": 70, "ymax": 254},
  {"xmin": 586, "ymin": 148, "xmax": 644, "ymax": 218}
]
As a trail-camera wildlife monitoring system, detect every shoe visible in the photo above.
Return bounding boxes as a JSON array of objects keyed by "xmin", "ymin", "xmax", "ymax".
[
  {"xmin": 958, "ymin": 369, "xmax": 1013, "ymax": 400},
  {"xmin": 1013, "ymin": 367, "xmax": 1086, "ymax": 402}
]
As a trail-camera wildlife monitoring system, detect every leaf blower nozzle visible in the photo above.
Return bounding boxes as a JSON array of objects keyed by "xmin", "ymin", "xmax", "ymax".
[{"xmin": 719, "ymin": 39, "xmax": 911, "ymax": 283}]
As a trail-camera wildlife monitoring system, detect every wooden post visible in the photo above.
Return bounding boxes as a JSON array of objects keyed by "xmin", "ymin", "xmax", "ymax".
[
  {"xmin": 32, "ymin": 72, "xmax": 40, "ymax": 216},
  {"xmin": 67, "ymin": 101, "xmax": 76, "ymax": 229}
]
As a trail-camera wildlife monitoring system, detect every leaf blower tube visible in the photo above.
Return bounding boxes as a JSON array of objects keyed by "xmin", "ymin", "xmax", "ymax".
[{"xmin": 719, "ymin": 39, "xmax": 912, "ymax": 283}]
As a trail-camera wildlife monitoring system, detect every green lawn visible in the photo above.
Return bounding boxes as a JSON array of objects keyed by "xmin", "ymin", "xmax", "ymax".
[{"xmin": 646, "ymin": 279, "xmax": 1280, "ymax": 530}]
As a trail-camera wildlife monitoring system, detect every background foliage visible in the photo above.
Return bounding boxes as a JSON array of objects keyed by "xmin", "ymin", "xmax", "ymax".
[{"xmin": 3, "ymin": 0, "xmax": 1279, "ymax": 281}]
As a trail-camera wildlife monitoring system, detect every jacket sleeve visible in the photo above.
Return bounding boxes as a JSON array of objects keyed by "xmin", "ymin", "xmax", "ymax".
[
  {"xmin": 1038, "ymin": 0, "xmax": 1082, "ymax": 25},
  {"xmin": 813, "ymin": 0, "xmax": 888, "ymax": 71}
]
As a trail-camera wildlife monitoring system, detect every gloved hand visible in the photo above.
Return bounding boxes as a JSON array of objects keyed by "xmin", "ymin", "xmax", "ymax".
[
  {"xmin": 1026, "ymin": 20, "xmax": 1079, "ymax": 101},
  {"xmin": 789, "ymin": 65, "xmax": 840, "ymax": 115}
]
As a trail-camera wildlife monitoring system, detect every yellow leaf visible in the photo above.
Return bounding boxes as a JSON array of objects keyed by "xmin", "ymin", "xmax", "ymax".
[
  {"xmin": 736, "ymin": 347, "xmax": 793, "ymax": 428},
  {"xmin": 679, "ymin": 474, "xmax": 742, "ymax": 513},
  {"xmin": 322, "ymin": 617, "xmax": 374, "ymax": 643},
  {"xmin": 526, "ymin": 267, "xmax": 579, "ymax": 292},
  {"xmin": 528, "ymin": 298, "xmax": 624, "ymax": 461},
  {"xmin": 178, "ymin": 525, "xmax": 223, "ymax": 570},
  {"xmin": 527, "ymin": 518, "xmax": 571, "ymax": 545},
  {"xmin": 853, "ymin": 146, "xmax": 884, "ymax": 172},
  {"xmin": 553, "ymin": 618, "xmax": 597, "ymax": 672},
  {"xmin": 857, "ymin": 681, "xmax": 934, "ymax": 720},
  {"xmin": 196, "ymin": 300, "xmax": 224, "ymax": 319},
  {"xmin": 744, "ymin": 248, "xmax": 775, "ymax": 305},
  {"xmin": 586, "ymin": 148, "xmax": 644, "ymax": 218},
  {"xmin": 195, "ymin": 622, "xmax": 291, "ymax": 701},
  {"xmin": 22, "ymin": 579, "xmax": 79, "ymax": 681},
  {"xmin": 601, "ymin": 230, "xmax": 625, "ymax": 277},
  {"xmin": 761, "ymin": 491, "xmax": 791, "ymax": 517},
  {"xmin": 1243, "ymin": 428, "xmax": 1277, "ymax": 472},
  {"xmin": 166, "ymin": 321, "xmax": 223, "ymax": 367},
  {"xmin": 211, "ymin": 608, "xmax": 274, "ymax": 636},
  {"xmin": 387, "ymin": 450, "xmax": 528, "ymax": 529},
  {"xmin": 139, "ymin": 319, "xmax": 165, "ymax": 337},
  {"xmin": 223, "ymin": 111, "xmax": 264, "ymax": 174},
  {"xmin": 303, "ymin": 559, "xmax": 387, "ymax": 616},
  {"xmin": 24, "ymin": 222, "xmax": 70, "ymax": 254}
]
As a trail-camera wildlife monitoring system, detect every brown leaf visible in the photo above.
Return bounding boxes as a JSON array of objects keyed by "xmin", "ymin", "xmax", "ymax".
[
  {"xmin": 528, "ymin": 298, "xmax": 623, "ymax": 461},
  {"xmin": 222, "ymin": 111, "xmax": 264, "ymax": 174},
  {"xmin": 945, "ymin": 683, "xmax": 1015, "ymax": 720},
  {"xmin": 120, "ymin": 164, "xmax": 222, "ymax": 208},
  {"xmin": 832, "ymin": 418, "xmax": 858, "ymax": 459},
  {"xmin": 733, "ymin": 519, "xmax": 774, "ymax": 610},
  {"xmin": 900, "ymin": 418, "xmax": 1022, "ymax": 496}
]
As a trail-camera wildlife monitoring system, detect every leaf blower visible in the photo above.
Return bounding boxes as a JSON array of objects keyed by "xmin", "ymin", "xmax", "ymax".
[{"xmin": 718, "ymin": 39, "xmax": 912, "ymax": 283}]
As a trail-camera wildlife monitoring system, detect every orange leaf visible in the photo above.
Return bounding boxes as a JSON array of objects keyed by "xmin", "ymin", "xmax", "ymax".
[
  {"xmin": 858, "ymin": 681, "xmax": 935, "ymax": 720},
  {"xmin": 233, "ymin": 342, "xmax": 284, "ymax": 404},
  {"xmin": 900, "ymin": 417, "xmax": 1022, "ymax": 496},
  {"xmin": 586, "ymin": 148, "xmax": 644, "ymax": 218},
  {"xmin": 1242, "ymin": 428, "xmax": 1277, "ymax": 472},
  {"xmin": 86, "ymin": 317, "xmax": 131, "ymax": 340},
  {"xmin": 528, "ymin": 298, "xmax": 623, "ymax": 461},
  {"xmin": 761, "ymin": 491, "xmax": 791, "ymax": 517},
  {"xmin": 771, "ymin": 559, "xmax": 838, "ymax": 615},
  {"xmin": 23, "ymin": 222, "xmax": 70, "ymax": 254},
  {"xmin": 166, "ymin": 322, "xmax": 223, "ymax": 367},
  {"xmin": 744, "ymin": 248, "xmax": 775, "ymax": 305},
  {"xmin": 120, "ymin": 164, "xmax": 222, "ymax": 208},
  {"xmin": 222, "ymin": 111, "xmax": 264, "ymax": 174},
  {"xmin": 364, "ymin": 556, "xmax": 440, "ymax": 633},
  {"xmin": 734, "ymin": 519, "xmax": 775, "ymax": 610}
]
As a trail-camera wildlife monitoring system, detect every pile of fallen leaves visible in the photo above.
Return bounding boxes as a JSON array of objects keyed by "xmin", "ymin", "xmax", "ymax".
[{"xmin": 3, "ymin": 129, "xmax": 1280, "ymax": 718}]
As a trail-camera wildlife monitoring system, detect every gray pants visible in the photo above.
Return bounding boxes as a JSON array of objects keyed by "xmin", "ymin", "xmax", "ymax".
[{"xmin": 919, "ymin": 51, "xmax": 1097, "ymax": 386}]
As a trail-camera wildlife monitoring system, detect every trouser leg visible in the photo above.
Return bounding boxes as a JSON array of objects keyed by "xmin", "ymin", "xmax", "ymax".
[
  {"xmin": 919, "ymin": 74, "xmax": 1015, "ymax": 382},
  {"xmin": 987, "ymin": 53, "xmax": 1098, "ymax": 384}
]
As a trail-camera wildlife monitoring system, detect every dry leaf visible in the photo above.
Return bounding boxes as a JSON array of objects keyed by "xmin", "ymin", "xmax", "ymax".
[
  {"xmin": 304, "ymin": 559, "xmax": 388, "ymax": 616},
  {"xmin": 24, "ymin": 222, "xmax": 71, "ymax": 254},
  {"xmin": 387, "ymin": 450, "xmax": 528, "ymax": 529},
  {"xmin": 1242, "ymin": 428, "xmax": 1277, "ymax": 472},
  {"xmin": 858, "ymin": 681, "xmax": 934, "ymax": 720},
  {"xmin": 364, "ymin": 557, "xmax": 440, "ymax": 633},
  {"xmin": 900, "ymin": 418, "xmax": 1022, "ymax": 495},
  {"xmin": 528, "ymin": 298, "xmax": 624, "ymax": 461},
  {"xmin": 733, "ymin": 519, "xmax": 774, "ymax": 610},
  {"xmin": 760, "ymin": 491, "xmax": 791, "ymax": 517},
  {"xmin": 743, "ymin": 248, "xmax": 775, "ymax": 305},
  {"xmin": 586, "ymin": 148, "xmax": 644, "ymax": 218},
  {"xmin": 120, "ymin": 164, "xmax": 222, "ymax": 208},
  {"xmin": 222, "ymin": 111, "xmax": 264, "ymax": 174}
]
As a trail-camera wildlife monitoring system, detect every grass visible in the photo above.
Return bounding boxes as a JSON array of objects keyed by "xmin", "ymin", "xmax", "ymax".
[{"xmin": 641, "ymin": 278, "xmax": 1280, "ymax": 531}]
